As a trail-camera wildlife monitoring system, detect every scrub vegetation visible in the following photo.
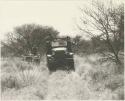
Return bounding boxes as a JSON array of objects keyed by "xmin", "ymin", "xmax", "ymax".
[
  {"xmin": 1, "ymin": 54, "xmax": 124, "ymax": 100},
  {"xmin": 1, "ymin": 0, "xmax": 124, "ymax": 100}
]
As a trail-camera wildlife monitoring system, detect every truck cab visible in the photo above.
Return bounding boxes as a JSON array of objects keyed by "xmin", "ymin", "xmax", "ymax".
[{"xmin": 46, "ymin": 36, "xmax": 75, "ymax": 72}]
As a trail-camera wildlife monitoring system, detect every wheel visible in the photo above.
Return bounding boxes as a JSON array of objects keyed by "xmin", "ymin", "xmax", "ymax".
[
  {"xmin": 47, "ymin": 60, "xmax": 56, "ymax": 72},
  {"xmin": 68, "ymin": 61, "xmax": 75, "ymax": 71},
  {"xmin": 34, "ymin": 58, "xmax": 40, "ymax": 65},
  {"xmin": 26, "ymin": 56, "xmax": 32, "ymax": 63}
]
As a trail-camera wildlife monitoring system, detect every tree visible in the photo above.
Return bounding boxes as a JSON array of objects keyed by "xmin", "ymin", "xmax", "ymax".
[
  {"xmin": 72, "ymin": 35, "xmax": 92, "ymax": 54},
  {"xmin": 78, "ymin": 1, "xmax": 124, "ymax": 64},
  {"xmin": 1, "ymin": 24, "xmax": 59, "ymax": 56}
]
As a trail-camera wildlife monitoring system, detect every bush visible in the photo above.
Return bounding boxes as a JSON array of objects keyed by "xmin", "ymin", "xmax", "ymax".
[{"xmin": 1, "ymin": 74, "xmax": 16, "ymax": 91}]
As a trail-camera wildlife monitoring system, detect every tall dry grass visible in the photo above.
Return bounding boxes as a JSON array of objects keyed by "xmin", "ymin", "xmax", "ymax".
[
  {"xmin": 1, "ymin": 54, "xmax": 124, "ymax": 100},
  {"xmin": 1, "ymin": 57, "xmax": 48, "ymax": 100}
]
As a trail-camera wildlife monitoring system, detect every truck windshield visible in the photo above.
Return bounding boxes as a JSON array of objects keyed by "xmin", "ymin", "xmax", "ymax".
[{"xmin": 52, "ymin": 39, "xmax": 67, "ymax": 47}]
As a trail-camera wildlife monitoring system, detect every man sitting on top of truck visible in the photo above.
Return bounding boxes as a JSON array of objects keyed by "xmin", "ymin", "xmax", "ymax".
[{"xmin": 67, "ymin": 36, "xmax": 72, "ymax": 52}]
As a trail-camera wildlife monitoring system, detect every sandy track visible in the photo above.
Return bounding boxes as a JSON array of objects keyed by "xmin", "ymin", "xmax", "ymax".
[{"xmin": 45, "ymin": 71, "xmax": 90, "ymax": 100}]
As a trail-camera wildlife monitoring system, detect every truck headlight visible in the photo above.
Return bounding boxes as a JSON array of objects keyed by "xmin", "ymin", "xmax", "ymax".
[
  {"xmin": 47, "ymin": 54, "xmax": 52, "ymax": 57},
  {"xmin": 69, "ymin": 52, "xmax": 74, "ymax": 55}
]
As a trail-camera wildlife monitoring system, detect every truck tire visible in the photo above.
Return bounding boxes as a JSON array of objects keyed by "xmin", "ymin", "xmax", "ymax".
[{"xmin": 68, "ymin": 61, "xmax": 75, "ymax": 71}]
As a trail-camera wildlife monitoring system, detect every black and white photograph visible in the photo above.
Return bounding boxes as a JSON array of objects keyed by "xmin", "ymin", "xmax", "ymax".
[{"xmin": 0, "ymin": 0, "xmax": 124, "ymax": 100}]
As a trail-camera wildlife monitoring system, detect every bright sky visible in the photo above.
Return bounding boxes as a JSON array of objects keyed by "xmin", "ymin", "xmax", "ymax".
[
  {"xmin": 0, "ymin": 0, "xmax": 123, "ymax": 40},
  {"xmin": 0, "ymin": 0, "xmax": 86, "ymax": 40}
]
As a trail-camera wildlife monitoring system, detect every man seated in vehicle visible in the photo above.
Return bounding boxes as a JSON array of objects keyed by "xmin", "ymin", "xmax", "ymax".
[
  {"xmin": 32, "ymin": 46, "xmax": 38, "ymax": 56},
  {"xmin": 67, "ymin": 36, "xmax": 72, "ymax": 52}
]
